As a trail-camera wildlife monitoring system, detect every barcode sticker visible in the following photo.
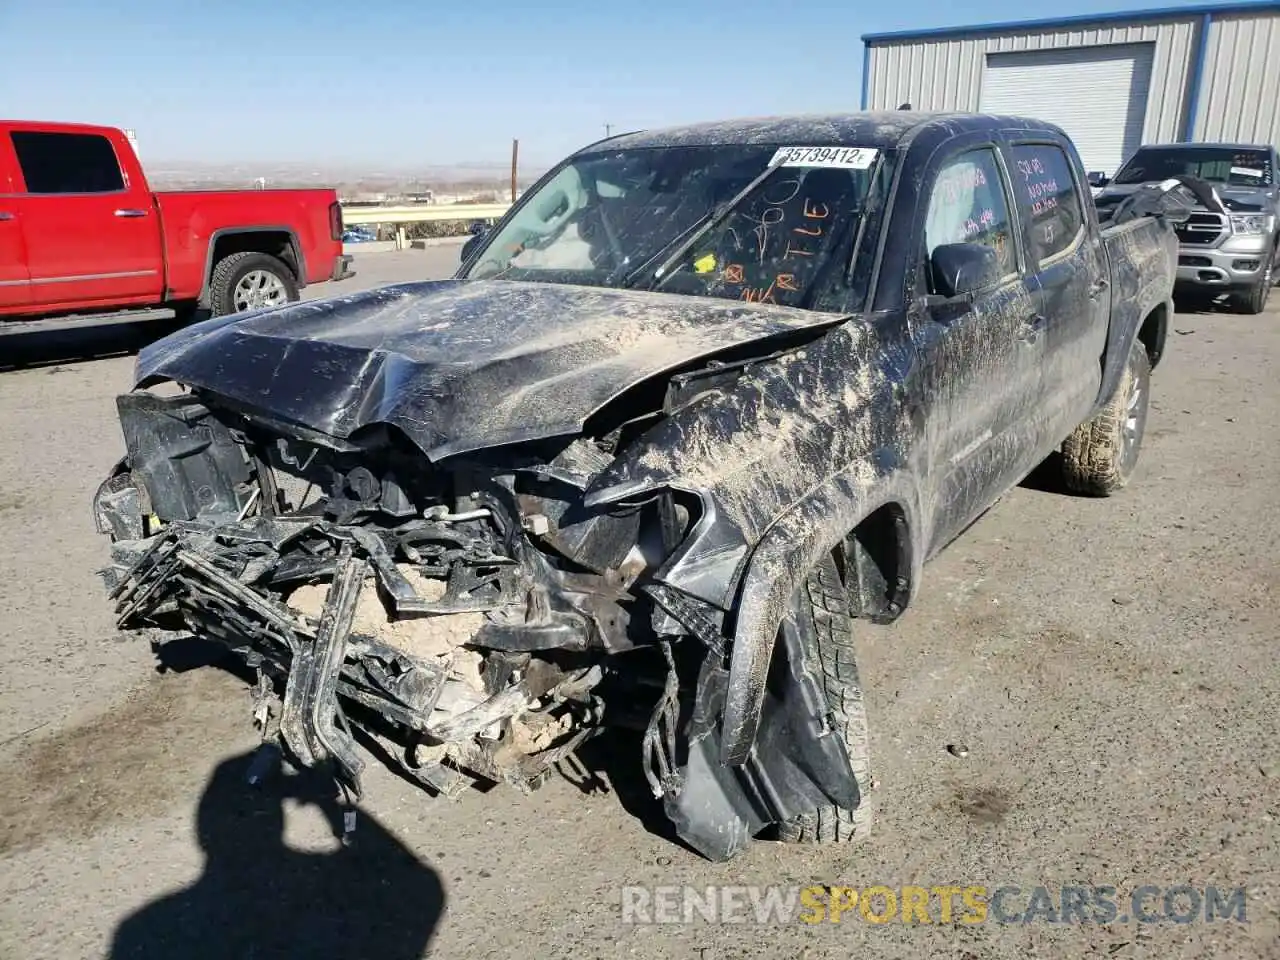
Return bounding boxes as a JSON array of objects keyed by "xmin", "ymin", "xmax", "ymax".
[{"xmin": 770, "ymin": 146, "xmax": 879, "ymax": 169}]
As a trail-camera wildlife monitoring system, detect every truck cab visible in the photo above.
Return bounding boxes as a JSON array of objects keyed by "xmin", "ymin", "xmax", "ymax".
[{"xmin": 0, "ymin": 123, "xmax": 166, "ymax": 313}]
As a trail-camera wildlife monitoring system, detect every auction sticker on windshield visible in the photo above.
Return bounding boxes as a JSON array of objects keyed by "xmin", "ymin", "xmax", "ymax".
[{"xmin": 770, "ymin": 146, "xmax": 879, "ymax": 169}]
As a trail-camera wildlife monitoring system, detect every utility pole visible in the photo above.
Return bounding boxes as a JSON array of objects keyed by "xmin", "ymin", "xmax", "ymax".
[{"xmin": 510, "ymin": 138, "xmax": 519, "ymax": 202}]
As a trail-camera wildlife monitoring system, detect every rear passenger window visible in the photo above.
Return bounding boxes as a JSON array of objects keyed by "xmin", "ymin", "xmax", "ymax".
[
  {"xmin": 923, "ymin": 147, "xmax": 1016, "ymax": 292},
  {"xmin": 10, "ymin": 131, "xmax": 125, "ymax": 194},
  {"xmin": 1009, "ymin": 144, "xmax": 1083, "ymax": 263}
]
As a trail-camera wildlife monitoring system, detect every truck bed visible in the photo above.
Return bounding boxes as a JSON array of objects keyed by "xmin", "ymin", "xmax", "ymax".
[
  {"xmin": 154, "ymin": 188, "xmax": 342, "ymax": 294},
  {"xmin": 1098, "ymin": 211, "xmax": 1178, "ymax": 400}
]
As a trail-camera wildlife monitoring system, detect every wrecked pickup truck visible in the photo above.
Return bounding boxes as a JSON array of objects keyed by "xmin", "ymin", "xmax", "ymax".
[{"xmin": 93, "ymin": 112, "xmax": 1184, "ymax": 862}]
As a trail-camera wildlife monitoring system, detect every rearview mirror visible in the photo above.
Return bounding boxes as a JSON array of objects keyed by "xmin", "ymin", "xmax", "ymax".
[
  {"xmin": 930, "ymin": 243, "xmax": 1001, "ymax": 300},
  {"xmin": 1087, "ymin": 171, "xmax": 1110, "ymax": 188}
]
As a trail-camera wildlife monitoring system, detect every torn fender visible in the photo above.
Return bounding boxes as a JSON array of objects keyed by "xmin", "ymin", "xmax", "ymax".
[
  {"xmin": 720, "ymin": 464, "xmax": 924, "ymax": 765},
  {"xmin": 1096, "ymin": 213, "xmax": 1176, "ymax": 412},
  {"xmin": 585, "ymin": 322, "xmax": 911, "ymax": 609}
]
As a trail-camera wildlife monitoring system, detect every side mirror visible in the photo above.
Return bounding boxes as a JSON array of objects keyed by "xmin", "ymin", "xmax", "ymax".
[
  {"xmin": 930, "ymin": 243, "xmax": 1001, "ymax": 300},
  {"xmin": 460, "ymin": 222, "xmax": 490, "ymax": 262},
  {"xmin": 1087, "ymin": 171, "xmax": 1110, "ymax": 188}
]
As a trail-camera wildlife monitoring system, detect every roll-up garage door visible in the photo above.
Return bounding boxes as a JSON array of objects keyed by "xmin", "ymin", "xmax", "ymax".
[{"xmin": 979, "ymin": 43, "xmax": 1154, "ymax": 177}]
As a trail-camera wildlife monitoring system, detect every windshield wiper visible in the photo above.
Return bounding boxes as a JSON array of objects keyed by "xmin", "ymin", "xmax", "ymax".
[
  {"xmin": 608, "ymin": 216, "xmax": 704, "ymax": 288},
  {"xmin": 619, "ymin": 158, "xmax": 785, "ymax": 290}
]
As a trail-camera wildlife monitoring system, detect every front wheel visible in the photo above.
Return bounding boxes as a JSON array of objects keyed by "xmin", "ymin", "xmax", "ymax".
[
  {"xmin": 207, "ymin": 252, "xmax": 299, "ymax": 317},
  {"xmin": 1230, "ymin": 253, "xmax": 1274, "ymax": 314},
  {"xmin": 775, "ymin": 553, "xmax": 874, "ymax": 845},
  {"xmin": 1060, "ymin": 335, "xmax": 1151, "ymax": 496}
]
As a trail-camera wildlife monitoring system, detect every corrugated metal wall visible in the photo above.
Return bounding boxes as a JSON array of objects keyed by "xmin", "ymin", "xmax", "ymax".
[
  {"xmin": 1196, "ymin": 12, "xmax": 1280, "ymax": 144},
  {"xmin": 866, "ymin": 17, "xmax": 1197, "ymax": 144}
]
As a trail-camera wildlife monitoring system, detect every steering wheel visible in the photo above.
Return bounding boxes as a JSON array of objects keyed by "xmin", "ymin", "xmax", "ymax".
[{"xmin": 497, "ymin": 183, "xmax": 581, "ymax": 263}]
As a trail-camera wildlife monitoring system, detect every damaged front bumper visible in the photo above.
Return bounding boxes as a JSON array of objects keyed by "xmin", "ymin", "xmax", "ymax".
[
  {"xmin": 94, "ymin": 387, "xmax": 860, "ymax": 861},
  {"xmin": 98, "ymin": 477, "xmax": 609, "ymax": 803}
]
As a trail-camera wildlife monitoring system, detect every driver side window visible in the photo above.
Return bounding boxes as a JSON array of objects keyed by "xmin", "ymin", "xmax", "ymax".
[{"xmin": 923, "ymin": 148, "xmax": 1016, "ymax": 294}]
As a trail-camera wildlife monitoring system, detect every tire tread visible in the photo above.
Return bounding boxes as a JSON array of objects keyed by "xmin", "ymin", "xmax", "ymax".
[
  {"xmin": 776, "ymin": 555, "xmax": 873, "ymax": 845},
  {"xmin": 1061, "ymin": 339, "xmax": 1150, "ymax": 496},
  {"xmin": 207, "ymin": 251, "xmax": 297, "ymax": 317}
]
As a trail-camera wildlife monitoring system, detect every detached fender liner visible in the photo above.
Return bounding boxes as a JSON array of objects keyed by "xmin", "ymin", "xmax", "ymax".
[
  {"xmin": 665, "ymin": 603, "xmax": 860, "ymax": 862},
  {"xmin": 721, "ymin": 466, "xmax": 920, "ymax": 766}
]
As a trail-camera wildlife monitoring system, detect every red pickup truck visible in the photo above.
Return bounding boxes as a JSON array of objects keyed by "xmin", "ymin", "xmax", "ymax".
[{"xmin": 0, "ymin": 120, "xmax": 354, "ymax": 322}]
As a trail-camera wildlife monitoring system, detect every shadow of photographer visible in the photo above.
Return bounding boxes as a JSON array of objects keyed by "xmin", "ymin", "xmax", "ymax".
[{"xmin": 109, "ymin": 749, "xmax": 445, "ymax": 959}]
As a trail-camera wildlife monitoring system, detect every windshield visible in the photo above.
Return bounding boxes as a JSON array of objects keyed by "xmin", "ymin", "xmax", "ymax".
[
  {"xmin": 460, "ymin": 144, "xmax": 883, "ymax": 310},
  {"xmin": 1113, "ymin": 146, "xmax": 1273, "ymax": 187}
]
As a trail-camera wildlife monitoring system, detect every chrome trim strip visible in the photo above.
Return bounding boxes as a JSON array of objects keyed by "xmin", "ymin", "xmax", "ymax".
[
  {"xmin": 0, "ymin": 268, "xmax": 159, "ymax": 287},
  {"xmin": 28, "ymin": 269, "xmax": 158, "ymax": 285}
]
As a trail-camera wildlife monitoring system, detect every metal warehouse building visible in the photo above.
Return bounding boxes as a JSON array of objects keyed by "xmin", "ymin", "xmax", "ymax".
[{"xmin": 861, "ymin": 1, "xmax": 1280, "ymax": 175}]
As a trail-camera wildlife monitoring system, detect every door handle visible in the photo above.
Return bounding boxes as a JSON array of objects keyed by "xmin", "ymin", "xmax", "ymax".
[
  {"xmin": 1088, "ymin": 278, "xmax": 1109, "ymax": 300},
  {"xmin": 0, "ymin": 211, "xmax": 13, "ymax": 221},
  {"xmin": 113, "ymin": 208, "xmax": 149, "ymax": 218},
  {"xmin": 1018, "ymin": 314, "xmax": 1047, "ymax": 344}
]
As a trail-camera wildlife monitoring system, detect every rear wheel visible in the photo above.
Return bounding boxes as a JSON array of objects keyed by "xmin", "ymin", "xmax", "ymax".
[
  {"xmin": 207, "ymin": 252, "xmax": 299, "ymax": 317},
  {"xmin": 1060, "ymin": 335, "xmax": 1150, "ymax": 496},
  {"xmin": 775, "ymin": 553, "xmax": 874, "ymax": 845}
]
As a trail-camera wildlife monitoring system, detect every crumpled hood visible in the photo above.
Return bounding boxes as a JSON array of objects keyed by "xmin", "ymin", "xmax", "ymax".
[
  {"xmin": 1098, "ymin": 181, "xmax": 1270, "ymax": 212},
  {"xmin": 135, "ymin": 279, "xmax": 845, "ymax": 460}
]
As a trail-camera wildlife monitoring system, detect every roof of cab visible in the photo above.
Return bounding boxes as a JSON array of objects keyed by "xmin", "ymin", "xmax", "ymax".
[
  {"xmin": 1134, "ymin": 140, "xmax": 1275, "ymax": 151},
  {"xmin": 577, "ymin": 111, "xmax": 1066, "ymax": 154},
  {"xmin": 0, "ymin": 120, "xmax": 121, "ymax": 135}
]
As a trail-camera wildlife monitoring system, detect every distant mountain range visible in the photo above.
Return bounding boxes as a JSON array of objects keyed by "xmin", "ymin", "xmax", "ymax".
[{"xmin": 144, "ymin": 159, "xmax": 549, "ymax": 197}]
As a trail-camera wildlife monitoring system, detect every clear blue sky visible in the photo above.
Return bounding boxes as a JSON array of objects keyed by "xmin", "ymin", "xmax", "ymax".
[{"xmin": 0, "ymin": 0, "xmax": 1239, "ymax": 168}]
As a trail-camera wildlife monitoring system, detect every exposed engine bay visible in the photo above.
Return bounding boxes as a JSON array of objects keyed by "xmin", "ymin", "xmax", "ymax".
[
  {"xmin": 97, "ymin": 390, "xmax": 680, "ymax": 789},
  {"xmin": 94, "ymin": 355, "xmax": 862, "ymax": 862}
]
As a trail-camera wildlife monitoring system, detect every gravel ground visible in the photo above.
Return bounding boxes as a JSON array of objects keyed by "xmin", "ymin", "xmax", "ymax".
[{"xmin": 0, "ymin": 248, "xmax": 1276, "ymax": 959}]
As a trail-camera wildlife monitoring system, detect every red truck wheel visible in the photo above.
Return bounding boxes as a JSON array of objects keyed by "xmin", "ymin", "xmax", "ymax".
[{"xmin": 208, "ymin": 252, "xmax": 300, "ymax": 317}]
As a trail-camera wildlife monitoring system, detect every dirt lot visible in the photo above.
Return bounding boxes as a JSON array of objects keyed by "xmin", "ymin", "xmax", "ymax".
[{"xmin": 1, "ymin": 247, "xmax": 1277, "ymax": 959}]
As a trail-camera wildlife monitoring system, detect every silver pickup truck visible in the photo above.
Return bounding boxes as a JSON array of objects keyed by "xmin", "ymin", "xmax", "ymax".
[{"xmin": 1092, "ymin": 142, "xmax": 1280, "ymax": 313}]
